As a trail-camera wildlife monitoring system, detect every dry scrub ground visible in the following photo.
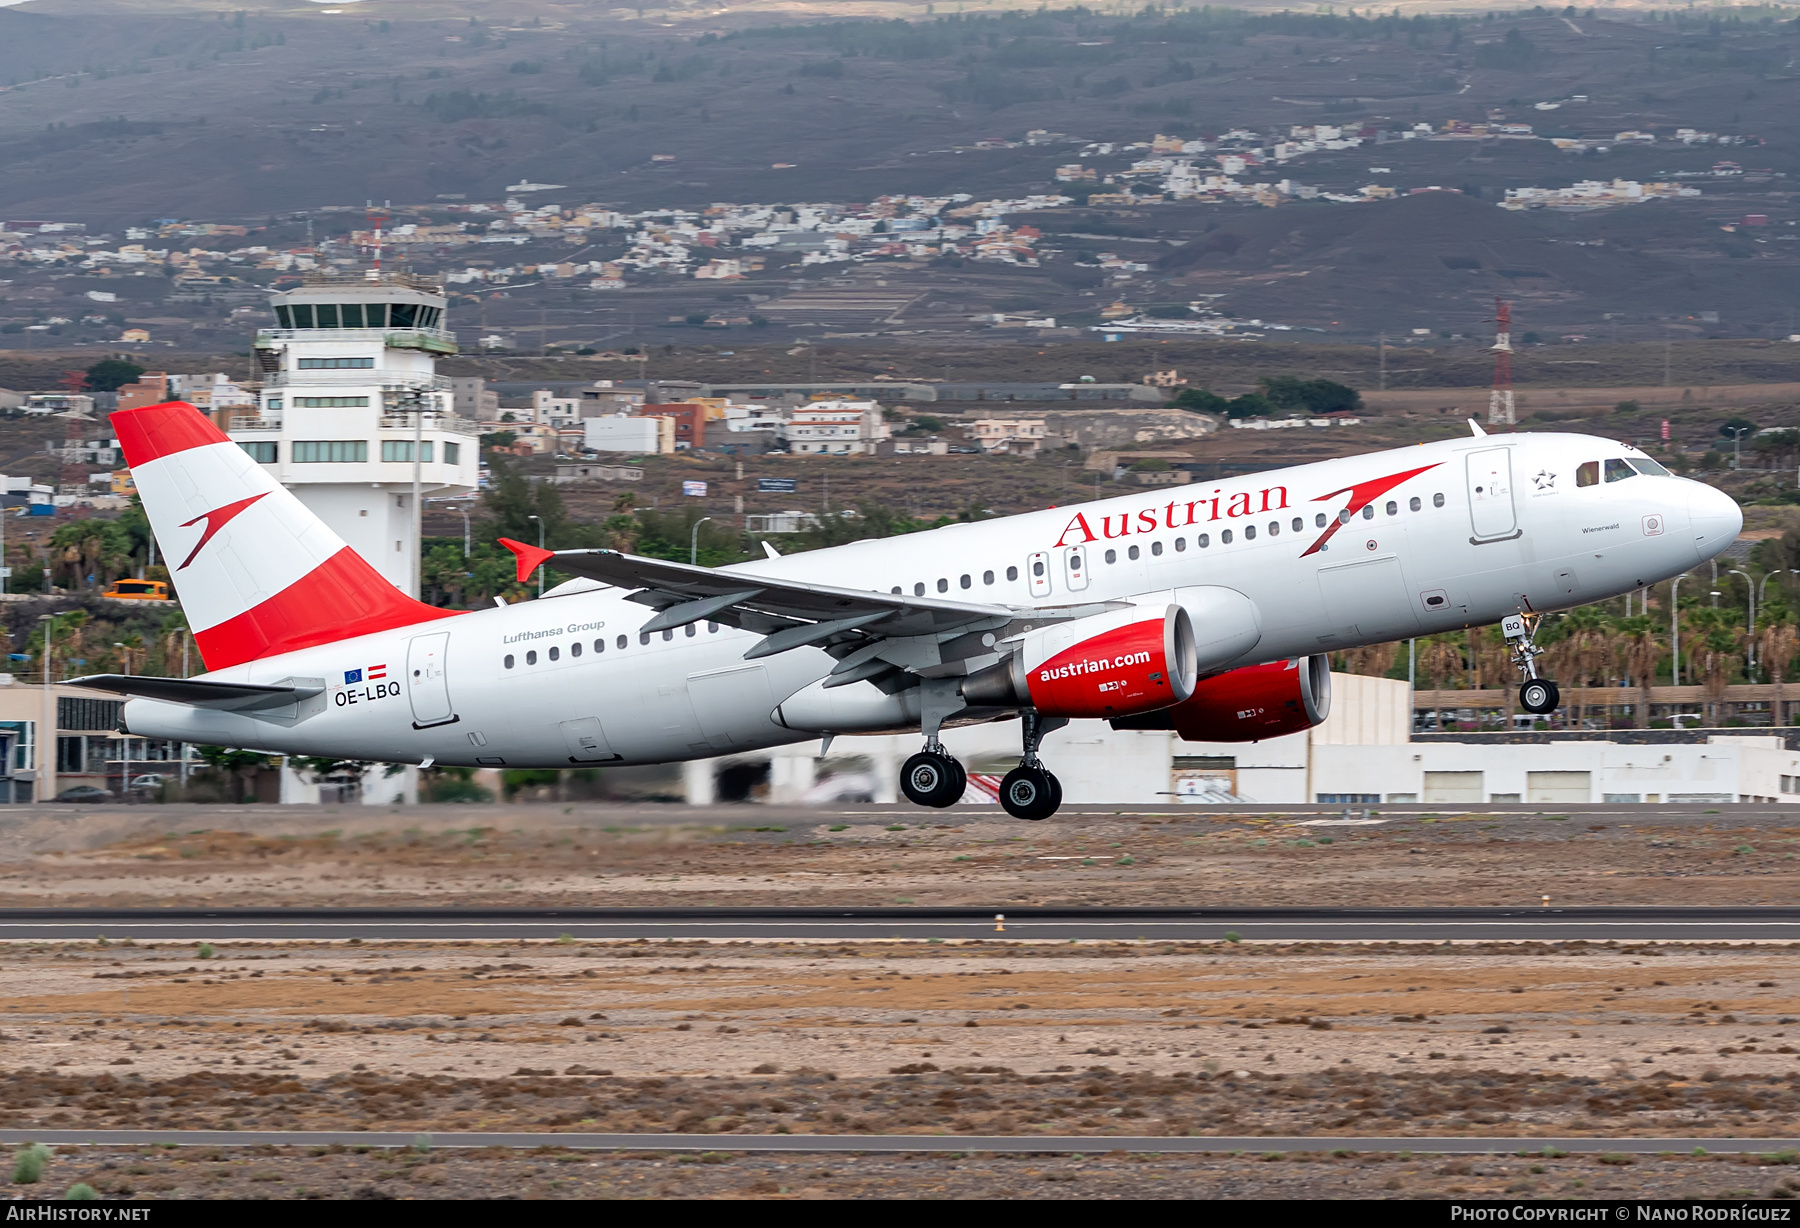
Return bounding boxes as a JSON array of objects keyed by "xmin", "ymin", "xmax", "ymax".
[
  {"xmin": 4, "ymin": 940, "xmax": 1800, "ymax": 1131},
  {"xmin": 7, "ymin": 806, "xmax": 1800, "ymax": 1197},
  {"xmin": 5, "ymin": 804, "xmax": 1800, "ymax": 908},
  {"xmin": 19, "ymin": 1145, "xmax": 1800, "ymax": 1201}
]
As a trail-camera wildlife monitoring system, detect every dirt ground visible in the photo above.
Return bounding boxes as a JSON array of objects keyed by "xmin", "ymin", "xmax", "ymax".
[
  {"xmin": 16, "ymin": 1145, "xmax": 1800, "ymax": 1201},
  {"xmin": 4, "ymin": 939, "xmax": 1800, "ymax": 1125},
  {"xmin": 9, "ymin": 804, "xmax": 1800, "ymax": 1199},
  {"xmin": 6, "ymin": 803, "xmax": 1800, "ymax": 909}
]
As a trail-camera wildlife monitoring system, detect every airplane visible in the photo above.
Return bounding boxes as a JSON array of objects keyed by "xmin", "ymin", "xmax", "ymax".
[{"xmin": 80, "ymin": 400, "xmax": 1740, "ymax": 821}]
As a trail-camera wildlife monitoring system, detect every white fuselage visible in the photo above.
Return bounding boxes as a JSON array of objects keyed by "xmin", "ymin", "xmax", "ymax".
[{"xmin": 122, "ymin": 431, "xmax": 1739, "ymax": 768}]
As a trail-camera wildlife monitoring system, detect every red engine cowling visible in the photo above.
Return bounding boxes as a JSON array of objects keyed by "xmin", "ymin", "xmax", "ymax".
[
  {"xmin": 1111, "ymin": 655, "xmax": 1331, "ymax": 741},
  {"xmin": 962, "ymin": 604, "xmax": 1198, "ymax": 719}
]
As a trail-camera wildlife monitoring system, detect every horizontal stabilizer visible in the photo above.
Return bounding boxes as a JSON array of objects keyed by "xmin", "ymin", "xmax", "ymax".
[{"xmin": 67, "ymin": 674, "xmax": 324, "ymax": 712}]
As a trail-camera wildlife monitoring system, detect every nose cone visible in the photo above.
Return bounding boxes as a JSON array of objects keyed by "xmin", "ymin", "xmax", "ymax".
[{"xmin": 1686, "ymin": 481, "xmax": 1743, "ymax": 563}]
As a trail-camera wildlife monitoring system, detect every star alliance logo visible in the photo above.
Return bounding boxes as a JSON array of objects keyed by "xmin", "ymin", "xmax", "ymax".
[{"xmin": 1533, "ymin": 470, "xmax": 1556, "ymax": 491}]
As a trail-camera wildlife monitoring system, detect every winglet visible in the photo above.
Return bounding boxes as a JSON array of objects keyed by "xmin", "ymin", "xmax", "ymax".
[
  {"xmin": 497, "ymin": 537, "xmax": 556, "ymax": 585},
  {"xmin": 761, "ymin": 540, "xmax": 781, "ymax": 560},
  {"xmin": 1468, "ymin": 418, "xmax": 1488, "ymax": 437}
]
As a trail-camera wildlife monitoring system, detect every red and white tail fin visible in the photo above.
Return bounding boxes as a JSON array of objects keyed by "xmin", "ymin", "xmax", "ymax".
[{"xmin": 113, "ymin": 400, "xmax": 456, "ymax": 671}]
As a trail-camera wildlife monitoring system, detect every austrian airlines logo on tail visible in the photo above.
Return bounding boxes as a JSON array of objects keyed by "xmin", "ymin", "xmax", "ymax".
[{"xmin": 176, "ymin": 493, "xmax": 268, "ymax": 571}]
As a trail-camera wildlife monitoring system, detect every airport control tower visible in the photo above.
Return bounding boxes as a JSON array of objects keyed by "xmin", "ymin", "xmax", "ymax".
[{"xmin": 235, "ymin": 271, "xmax": 479, "ymax": 597}]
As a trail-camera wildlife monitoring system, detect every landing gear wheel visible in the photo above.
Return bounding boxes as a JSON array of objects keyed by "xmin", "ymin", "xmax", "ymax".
[
  {"xmin": 999, "ymin": 764, "xmax": 1061, "ymax": 821},
  {"xmin": 1045, "ymin": 770, "xmax": 1063, "ymax": 813},
  {"xmin": 1520, "ymin": 678, "xmax": 1560, "ymax": 715},
  {"xmin": 900, "ymin": 751, "xmax": 966, "ymax": 808}
]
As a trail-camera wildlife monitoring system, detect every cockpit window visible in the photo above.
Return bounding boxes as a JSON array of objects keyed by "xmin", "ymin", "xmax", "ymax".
[
  {"xmin": 1627, "ymin": 457, "xmax": 1671, "ymax": 477},
  {"xmin": 1604, "ymin": 458, "xmax": 1635, "ymax": 483},
  {"xmin": 1576, "ymin": 461, "xmax": 1600, "ymax": 488}
]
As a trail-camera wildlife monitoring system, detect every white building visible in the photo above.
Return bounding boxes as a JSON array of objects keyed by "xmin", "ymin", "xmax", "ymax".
[
  {"xmin": 968, "ymin": 417, "xmax": 1047, "ymax": 455},
  {"xmin": 238, "ymin": 271, "xmax": 480, "ymax": 597},
  {"xmin": 584, "ymin": 414, "xmax": 672, "ymax": 454},
  {"xmin": 531, "ymin": 389, "xmax": 584, "ymax": 428},
  {"xmin": 780, "ymin": 399, "xmax": 890, "ymax": 456}
]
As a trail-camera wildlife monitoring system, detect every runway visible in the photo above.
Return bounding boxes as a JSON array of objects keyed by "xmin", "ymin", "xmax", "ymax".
[
  {"xmin": 1, "ymin": 1129, "xmax": 1793, "ymax": 1155},
  {"xmin": 5, "ymin": 906, "xmax": 1800, "ymax": 943}
]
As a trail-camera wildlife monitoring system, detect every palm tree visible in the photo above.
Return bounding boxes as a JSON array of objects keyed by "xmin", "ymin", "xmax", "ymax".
[
  {"xmin": 1549, "ymin": 607, "xmax": 1612, "ymax": 728},
  {"xmin": 1762, "ymin": 623, "xmax": 1798, "ymax": 727},
  {"xmin": 1618, "ymin": 617, "xmax": 1664, "ymax": 728}
]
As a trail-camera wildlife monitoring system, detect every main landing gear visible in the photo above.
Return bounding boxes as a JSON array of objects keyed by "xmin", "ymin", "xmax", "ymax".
[
  {"xmin": 899, "ymin": 679, "xmax": 1071, "ymax": 820},
  {"xmin": 1503, "ymin": 612, "xmax": 1562, "ymax": 715},
  {"xmin": 998, "ymin": 711, "xmax": 1067, "ymax": 821}
]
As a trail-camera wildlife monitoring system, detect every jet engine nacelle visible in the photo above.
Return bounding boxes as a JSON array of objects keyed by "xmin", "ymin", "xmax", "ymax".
[
  {"xmin": 962, "ymin": 604, "xmax": 1198, "ymax": 719},
  {"xmin": 1111, "ymin": 654, "xmax": 1331, "ymax": 742}
]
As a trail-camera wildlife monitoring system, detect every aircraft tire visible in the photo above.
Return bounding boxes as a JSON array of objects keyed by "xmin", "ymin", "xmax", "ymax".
[
  {"xmin": 1520, "ymin": 679, "xmax": 1560, "ymax": 714},
  {"xmin": 901, "ymin": 751, "xmax": 965, "ymax": 808},
  {"xmin": 999, "ymin": 764, "xmax": 1059, "ymax": 821}
]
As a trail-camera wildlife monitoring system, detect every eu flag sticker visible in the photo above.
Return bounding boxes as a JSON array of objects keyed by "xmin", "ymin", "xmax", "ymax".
[{"xmin": 343, "ymin": 668, "xmax": 363, "ymax": 684}]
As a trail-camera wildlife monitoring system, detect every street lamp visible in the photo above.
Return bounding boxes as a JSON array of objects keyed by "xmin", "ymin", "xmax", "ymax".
[
  {"xmin": 1671, "ymin": 574, "xmax": 1689, "ymax": 688},
  {"xmin": 526, "ymin": 514, "xmax": 543, "ymax": 598},
  {"xmin": 689, "ymin": 516, "xmax": 713, "ymax": 567},
  {"xmin": 452, "ymin": 505, "xmax": 471, "ymax": 558},
  {"xmin": 37, "ymin": 613, "xmax": 53, "ymax": 800},
  {"xmin": 1725, "ymin": 425, "xmax": 1751, "ymax": 470},
  {"xmin": 1728, "ymin": 569, "xmax": 1754, "ymax": 671},
  {"xmin": 114, "ymin": 642, "xmax": 130, "ymax": 800}
]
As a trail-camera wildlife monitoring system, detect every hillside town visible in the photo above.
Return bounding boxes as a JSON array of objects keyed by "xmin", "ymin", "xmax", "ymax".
[{"xmin": 0, "ymin": 104, "xmax": 1755, "ymax": 335}]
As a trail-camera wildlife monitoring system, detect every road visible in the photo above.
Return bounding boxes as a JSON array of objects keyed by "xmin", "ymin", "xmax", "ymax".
[
  {"xmin": 0, "ymin": 1129, "xmax": 1792, "ymax": 1155},
  {"xmin": 4, "ymin": 906, "xmax": 1800, "ymax": 943}
]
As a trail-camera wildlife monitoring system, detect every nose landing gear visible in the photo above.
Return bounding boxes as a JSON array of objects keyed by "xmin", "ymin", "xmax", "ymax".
[
  {"xmin": 1503, "ymin": 612, "xmax": 1561, "ymax": 715},
  {"xmin": 998, "ymin": 711, "xmax": 1067, "ymax": 822}
]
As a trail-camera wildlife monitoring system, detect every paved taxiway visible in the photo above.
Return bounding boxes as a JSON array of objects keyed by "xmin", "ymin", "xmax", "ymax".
[{"xmin": 3, "ymin": 906, "xmax": 1800, "ymax": 943}]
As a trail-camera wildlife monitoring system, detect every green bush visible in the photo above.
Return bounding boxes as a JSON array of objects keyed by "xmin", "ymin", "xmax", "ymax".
[
  {"xmin": 13, "ymin": 1143, "xmax": 50, "ymax": 1184},
  {"xmin": 64, "ymin": 1184, "xmax": 97, "ymax": 1201}
]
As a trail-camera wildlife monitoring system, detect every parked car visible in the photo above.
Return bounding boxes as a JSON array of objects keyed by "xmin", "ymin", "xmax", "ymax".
[
  {"xmin": 53, "ymin": 786, "xmax": 113, "ymax": 803},
  {"xmin": 128, "ymin": 773, "xmax": 165, "ymax": 791}
]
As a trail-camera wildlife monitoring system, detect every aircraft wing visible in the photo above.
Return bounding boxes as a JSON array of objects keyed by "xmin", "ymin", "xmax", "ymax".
[
  {"xmin": 499, "ymin": 542, "xmax": 1116, "ymax": 684},
  {"xmin": 533, "ymin": 547, "xmax": 1013, "ymax": 638},
  {"xmin": 66, "ymin": 674, "xmax": 324, "ymax": 712}
]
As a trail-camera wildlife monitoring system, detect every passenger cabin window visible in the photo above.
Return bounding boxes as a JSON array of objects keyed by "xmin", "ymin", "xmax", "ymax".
[
  {"xmin": 1409, "ymin": 497, "xmax": 1422, "ymax": 512},
  {"xmin": 1604, "ymin": 458, "xmax": 1635, "ymax": 483},
  {"xmin": 1006, "ymin": 566, "xmax": 1019, "ymax": 581},
  {"xmin": 1432, "ymin": 493, "xmax": 1446, "ymax": 508},
  {"xmin": 1576, "ymin": 461, "xmax": 1600, "ymax": 487}
]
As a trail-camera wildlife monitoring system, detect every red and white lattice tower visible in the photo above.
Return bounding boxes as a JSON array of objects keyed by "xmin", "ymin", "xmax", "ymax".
[{"xmin": 1488, "ymin": 297, "xmax": 1515, "ymax": 426}]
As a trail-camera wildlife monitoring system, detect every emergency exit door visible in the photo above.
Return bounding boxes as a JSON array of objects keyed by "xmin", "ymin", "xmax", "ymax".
[
  {"xmin": 1465, "ymin": 447, "xmax": 1519, "ymax": 541},
  {"xmin": 406, "ymin": 631, "xmax": 455, "ymax": 728}
]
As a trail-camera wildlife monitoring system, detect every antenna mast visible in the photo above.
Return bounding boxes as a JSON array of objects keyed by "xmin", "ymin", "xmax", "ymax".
[
  {"xmin": 366, "ymin": 200, "xmax": 389, "ymax": 281},
  {"xmin": 1488, "ymin": 297, "xmax": 1516, "ymax": 426}
]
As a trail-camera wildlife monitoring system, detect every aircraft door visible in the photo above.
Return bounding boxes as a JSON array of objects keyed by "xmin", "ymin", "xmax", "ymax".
[
  {"xmin": 560, "ymin": 717, "xmax": 620, "ymax": 762},
  {"xmin": 405, "ymin": 631, "xmax": 455, "ymax": 728},
  {"xmin": 1062, "ymin": 545, "xmax": 1090, "ymax": 592},
  {"xmin": 1026, "ymin": 551, "xmax": 1052, "ymax": 598},
  {"xmin": 1466, "ymin": 447, "xmax": 1519, "ymax": 541}
]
